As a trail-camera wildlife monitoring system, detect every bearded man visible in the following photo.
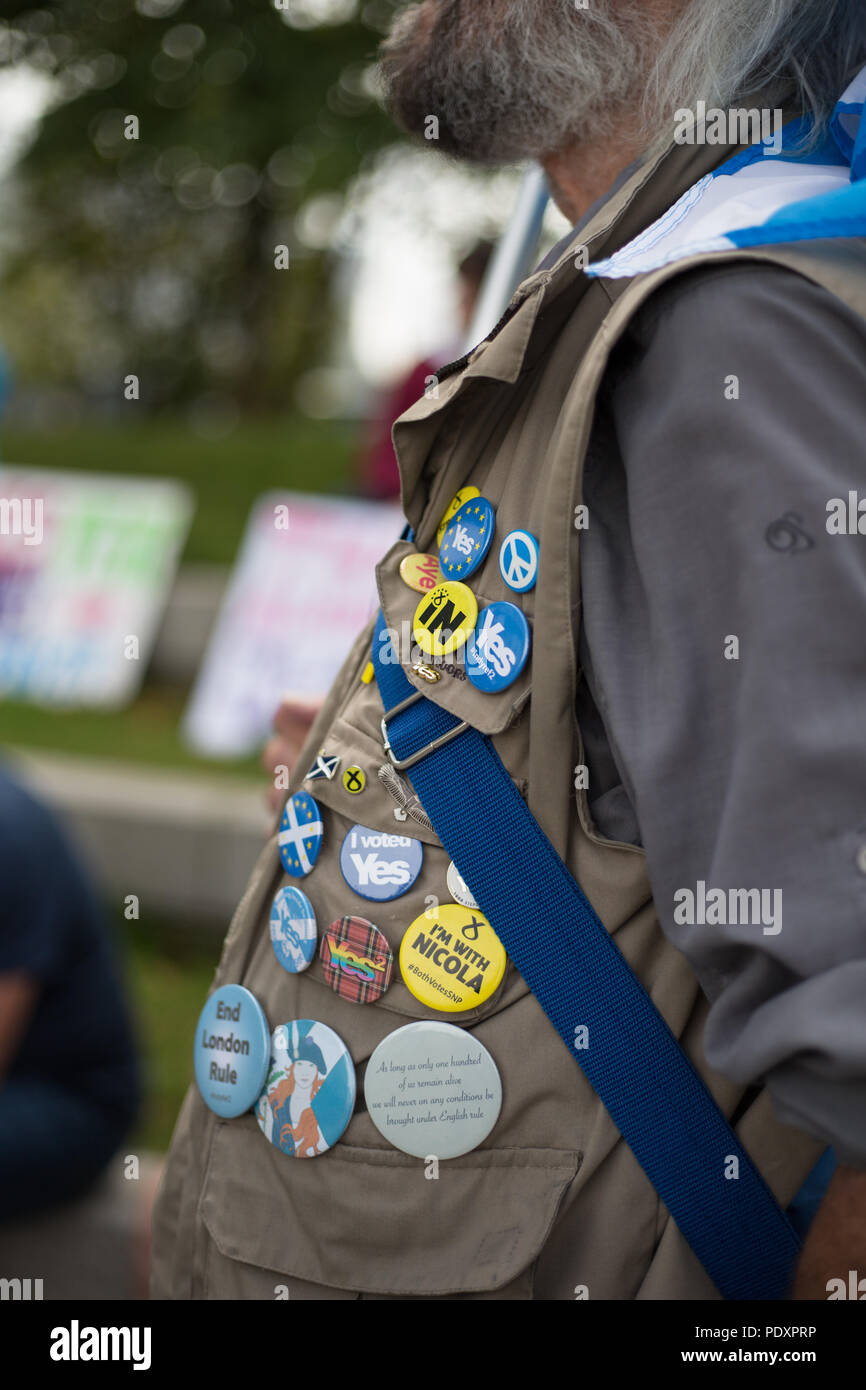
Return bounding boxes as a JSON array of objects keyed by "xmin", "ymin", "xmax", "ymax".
[{"xmin": 152, "ymin": 1, "xmax": 866, "ymax": 1301}]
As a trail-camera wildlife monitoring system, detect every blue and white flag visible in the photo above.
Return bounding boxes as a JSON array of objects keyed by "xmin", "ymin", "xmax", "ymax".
[{"xmin": 587, "ymin": 64, "xmax": 866, "ymax": 279}]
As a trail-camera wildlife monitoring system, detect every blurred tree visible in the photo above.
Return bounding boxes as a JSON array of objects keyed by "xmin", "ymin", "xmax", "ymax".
[{"xmin": 0, "ymin": 0, "xmax": 401, "ymax": 414}]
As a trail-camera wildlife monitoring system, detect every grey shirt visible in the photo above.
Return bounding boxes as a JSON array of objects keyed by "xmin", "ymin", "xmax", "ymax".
[{"xmin": 579, "ymin": 261, "xmax": 866, "ymax": 1167}]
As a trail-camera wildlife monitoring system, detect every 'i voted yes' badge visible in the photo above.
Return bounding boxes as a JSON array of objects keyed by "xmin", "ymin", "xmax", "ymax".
[
  {"xmin": 340, "ymin": 823, "xmax": 423, "ymax": 900},
  {"xmin": 194, "ymin": 984, "xmax": 270, "ymax": 1119}
]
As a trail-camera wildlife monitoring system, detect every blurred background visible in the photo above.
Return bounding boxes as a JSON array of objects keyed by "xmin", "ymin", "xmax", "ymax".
[{"xmin": 0, "ymin": 0, "xmax": 568, "ymax": 1295}]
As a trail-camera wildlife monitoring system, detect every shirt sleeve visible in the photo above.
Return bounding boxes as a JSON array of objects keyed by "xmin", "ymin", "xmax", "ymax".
[
  {"xmin": 0, "ymin": 768, "xmax": 75, "ymax": 981},
  {"xmin": 581, "ymin": 260, "xmax": 866, "ymax": 1166}
]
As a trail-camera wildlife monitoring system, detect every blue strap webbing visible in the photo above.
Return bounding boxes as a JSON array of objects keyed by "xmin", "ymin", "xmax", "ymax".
[{"xmin": 372, "ymin": 611, "xmax": 801, "ymax": 1300}]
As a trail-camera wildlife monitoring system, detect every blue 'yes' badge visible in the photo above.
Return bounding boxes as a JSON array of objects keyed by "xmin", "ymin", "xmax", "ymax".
[
  {"xmin": 465, "ymin": 601, "xmax": 531, "ymax": 693},
  {"xmin": 438, "ymin": 497, "xmax": 495, "ymax": 580}
]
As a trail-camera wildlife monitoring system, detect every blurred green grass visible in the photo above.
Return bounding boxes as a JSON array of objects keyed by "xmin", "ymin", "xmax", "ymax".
[
  {"xmin": 3, "ymin": 415, "xmax": 358, "ymax": 566},
  {"xmin": 121, "ymin": 917, "xmax": 222, "ymax": 1151}
]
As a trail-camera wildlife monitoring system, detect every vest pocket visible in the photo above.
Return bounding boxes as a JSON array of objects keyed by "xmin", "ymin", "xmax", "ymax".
[{"xmin": 199, "ymin": 1116, "xmax": 579, "ymax": 1298}]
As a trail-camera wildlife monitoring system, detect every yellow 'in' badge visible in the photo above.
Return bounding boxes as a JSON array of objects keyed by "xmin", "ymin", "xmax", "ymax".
[{"xmin": 412, "ymin": 581, "xmax": 477, "ymax": 657}]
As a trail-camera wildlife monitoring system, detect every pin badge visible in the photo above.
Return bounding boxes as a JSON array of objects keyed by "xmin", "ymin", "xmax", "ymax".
[
  {"xmin": 447, "ymin": 860, "xmax": 479, "ymax": 909},
  {"xmin": 278, "ymin": 791, "xmax": 324, "ymax": 878},
  {"xmin": 439, "ymin": 497, "xmax": 495, "ymax": 581},
  {"xmin": 499, "ymin": 529, "xmax": 539, "ymax": 592},
  {"xmin": 412, "ymin": 581, "xmax": 477, "ymax": 657},
  {"xmin": 305, "ymin": 750, "xmax": 340, "ymax": 781},
  {"xmin": 465, "ymin": 601, "xmax": 531, "ymax": 693},
  {"xmin": 435, "ymin": 485, "xmax": 480, "ymax": 546},
  {"xmin": 342, "ymin": 765, "xmax": 366, "ymax": 794},
  {"xmin": 194, "ymin": 984, "xmax": 270, "ymax": 1119},
  {"xmin": 320, "ymin": 916, "xmax": 393, "ymax": 1004},
  {"xmin": 256, "ymin": 1019, "xmax": 356, "ymax": 1158},
  {"xmin": 399, "ymin": 552, "xmax": 442, "ymax": 593},
  {"xmin": 399, "ymin": 903, "xmax": 506, "ymax": 1012},
  {"xmin": 340, "ymin": 822, "xmax": 423, "ymax": 901},
  {"xmin": 364, "ymin": 1021, "xmax": 502, "ymax": 1159},
  {"xmin": 270, "ymin": 885, "xmax": 317, "ymax": 974}
]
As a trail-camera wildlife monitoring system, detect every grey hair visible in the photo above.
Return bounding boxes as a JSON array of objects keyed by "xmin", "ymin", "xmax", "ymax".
[{"xmin": 650, "ymin": 0, "xmax": 866, "ymax": 138}]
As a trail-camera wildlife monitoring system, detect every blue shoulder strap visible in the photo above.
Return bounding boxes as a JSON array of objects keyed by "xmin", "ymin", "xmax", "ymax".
[{"xmin": 372, "ymin": 611, "xmax": 801, "ymax": 1300}]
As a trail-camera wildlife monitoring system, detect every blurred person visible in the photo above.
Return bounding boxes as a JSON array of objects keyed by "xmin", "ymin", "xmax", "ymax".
[
  {"xmin": 0, "ymin": 766, "xmax": 139, "ymax": 1221},
  {"xmin": 155, "ymin": 0, "xmax": 866, "ymax": 1302},
  {"xmin": 357, "ymin": 241, "xmax": 494, "ymax": 500}
]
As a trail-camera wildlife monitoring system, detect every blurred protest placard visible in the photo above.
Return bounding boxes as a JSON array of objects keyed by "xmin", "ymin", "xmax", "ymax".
[
  {"xmin": 183, "ymin": 492, "xmax": 403, "ymax": 758},
  {"xmin": 0, "ymin": 466, "xmax": 192, "ymax": 707}
]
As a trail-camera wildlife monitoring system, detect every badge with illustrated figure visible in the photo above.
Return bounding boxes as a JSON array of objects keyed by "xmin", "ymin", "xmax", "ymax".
[
  {"xmin": 194, "ymin": 984, "xmax": 270, "ymax": 1119},
  {"xmin": 435, "ymin": 485, "xmax": 481, "ymax": 546},
  {"xmin": 399, "ymin": 903, "xmax": 507, "ymax": 1012},
  {"xmin": 270, "ymin": 885, "xmax": 317, "ymax": 974},
  {"xmin": 319, "ymin": 916, "xmax": 393, "ymax": 1004},
  {"xmin": 278, "ymin": 790, "xmax": 324, "ymax": 878},
  {"xmin": 255, "ymin": 1019, "xmax": 356, "ymax": 1159},
  {"xmin": 340, "ymin": 822, "xmax": 423, "ymax": 901},
  {"xmin": 364, "ymin": 1020, "xmax": 503, "ymax": 1159}
]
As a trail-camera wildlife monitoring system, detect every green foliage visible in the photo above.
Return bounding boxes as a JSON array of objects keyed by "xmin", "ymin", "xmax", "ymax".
[{"xmin": 0, "ymin": 0, "xmax": 401, "ymax": 411}]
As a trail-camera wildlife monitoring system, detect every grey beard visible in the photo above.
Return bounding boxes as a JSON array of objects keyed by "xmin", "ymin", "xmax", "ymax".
[{"xmin": 378, "ymin": 0, "xmax": 659, "ymax": 165}]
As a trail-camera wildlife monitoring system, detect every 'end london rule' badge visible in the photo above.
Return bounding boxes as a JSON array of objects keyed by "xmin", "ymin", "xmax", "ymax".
[{"xmin": 194, "ymin": 984, "xmax": 270, "ymax": 1119}]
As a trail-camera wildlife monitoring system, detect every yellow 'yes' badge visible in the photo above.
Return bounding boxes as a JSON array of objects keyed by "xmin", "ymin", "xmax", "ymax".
[
  {"xmin": 399, "ymin": 903, "xmax": 506, "ymax": 1012},
  {"xmin": 412, "ymin": 581, "xmax": 477, "ymax": 657}
]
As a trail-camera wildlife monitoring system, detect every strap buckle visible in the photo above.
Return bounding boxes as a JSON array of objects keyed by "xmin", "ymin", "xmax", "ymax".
[{"xmin": 380, "ymin": 692, "xmax": 469, "ymax": 772}]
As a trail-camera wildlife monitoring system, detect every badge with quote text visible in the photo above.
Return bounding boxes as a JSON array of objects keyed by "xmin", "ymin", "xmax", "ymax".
[
  {"xmin": 255, "ymin": 1019, "xmax": 356, "ymax": 1158},
  {"xmin": 399, "ymin": 903, "xmax": 506, "ymax": 1012},
  {"xmin": 340, "ymin": 823, "xmax": 423, "ymax": 901},
  {"xmin": 319, "ymin": 916, "xmax": 393, "ymax": 1004},
  {"xmin": 194, "ymin": 984, "xmax": 270, "ymax": 1119},
  {"xmin": 364, "ymin": 1020, "xmax": 502, "ymax": 1159},
  {"xmin": 270, "ymin": 885, "xmax": 317, "ymax": 974}
]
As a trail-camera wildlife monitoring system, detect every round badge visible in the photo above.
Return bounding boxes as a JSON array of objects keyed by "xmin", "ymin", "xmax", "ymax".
[
  {"xmin": 465, "ymin": 602, "xmax": 531, "ymax": 693},
  {"xmin": 194, "ymin": 984, "xmax": 270, "ymax": 1119},
  {"xmin": 255, "ymin": 1019, "xmax": 356, "ymax": 1159},
  {"xmin": 319, "ymin": 916, "xmax": 394, "ymax": 1004},
  {"xmin": 499, "ymin": 529, "xmax": 539, "ymax": 592},
  {"xmin": 399, "ymin": 903, "xmax": 507, "ymax": 1013},
  {"xmin": 412, "ymin": 581, "xmax": 477, "ymax": 657},
  {"xmin": 435, "ymin": 485, "xmax": 481, "ymax": 546},
  {"xmin": 278, "ymin": 790, "xmax": 324, "ymax": 878},
  {"xmin": 399, "ymin": 552, "xmax": 442, "ymax": 593},
  {"xmin": 270, "ymin": 885, "xmax": 317, "ymax": 974},
  {"xmin": 447, "ymin": 860, "xmax": 479, "ymax": 910},
  {"xmin": 364, "ymin": 1021, "xmax": 503, "ymax": 1159},
  {"xmin": 342, "ymin": 764, "xmax": 366, "ymax": 795},
  {"xmin": 439, "ymin": 497, "xmax": 495, "ymax": 580},
  {"xmin": 340, "ymin": 822, "xmax": 423, "ymax": 900}
]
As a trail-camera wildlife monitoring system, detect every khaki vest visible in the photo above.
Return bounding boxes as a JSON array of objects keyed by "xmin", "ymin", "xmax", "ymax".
[{"xmin": 151, "ymin": 133, "xmax": 866, "ymax": 1301}]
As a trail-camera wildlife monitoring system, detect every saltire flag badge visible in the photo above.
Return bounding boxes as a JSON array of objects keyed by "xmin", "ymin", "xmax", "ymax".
[
  {"xmin": 319, "ymin": 916, "xmax": 393, "ymax": 1004},
  {"xmin": 278, "ymin": 791, "xmax": 324, "ymax": 878},
  {"xmin": 306, "ymin": 751, "xmax": 339, "ymax": 782}
]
